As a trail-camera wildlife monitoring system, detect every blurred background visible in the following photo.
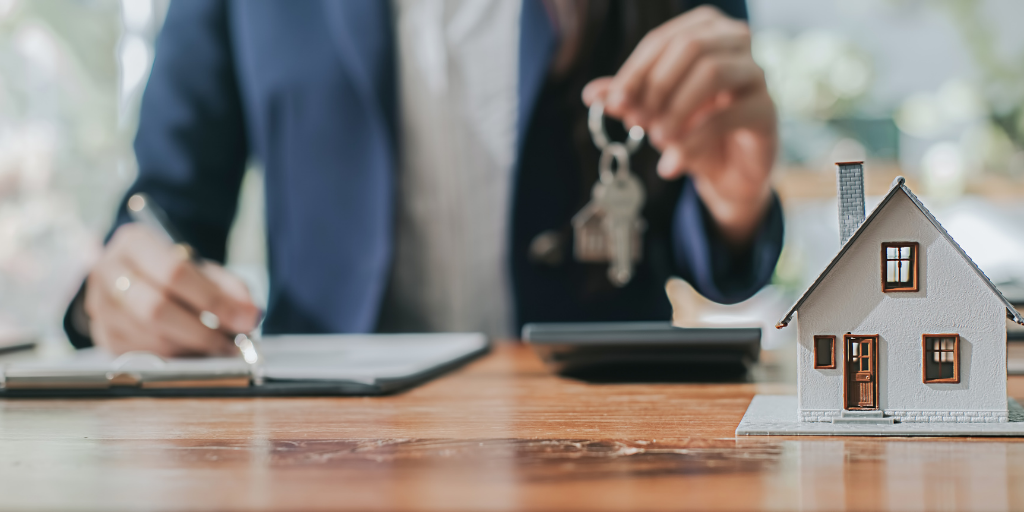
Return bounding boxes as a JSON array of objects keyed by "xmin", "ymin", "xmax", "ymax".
[{"xmin": 0, "ymin": 0, "xmax": 1023, "ymax": 355}]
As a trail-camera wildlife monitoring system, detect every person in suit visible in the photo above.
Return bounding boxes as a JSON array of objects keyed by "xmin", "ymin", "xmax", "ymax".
[{"xmin": 65, "ymin": 0, "xmax": 783, "ymax": 356}]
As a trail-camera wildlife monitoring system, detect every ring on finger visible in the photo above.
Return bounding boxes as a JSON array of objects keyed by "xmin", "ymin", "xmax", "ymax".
[
  {"xmin": 199, "ymin": 310, "xmax": 221, "ymax": 330},
  {"xmin": 114, "ymin": 275, "xmax": 131, "ymax": 292}
]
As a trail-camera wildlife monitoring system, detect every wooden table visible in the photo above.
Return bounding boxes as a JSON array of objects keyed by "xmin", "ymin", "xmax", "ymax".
[{"xmin": 2, "ymin": 343, "xmax": 1023, "ymax": 511}]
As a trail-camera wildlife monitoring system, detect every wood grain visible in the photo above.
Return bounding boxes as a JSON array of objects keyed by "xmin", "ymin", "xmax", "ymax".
[{"xmin": 1, "ymin": 343, "xmax": 1022, "ymax": 511}]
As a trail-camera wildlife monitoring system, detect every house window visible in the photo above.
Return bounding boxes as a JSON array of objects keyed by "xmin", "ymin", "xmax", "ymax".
[
  {"xmin": 813, "ymin": 335, "xmax": 835, "ymax": 369},
  {"xmin": 923, "ymin": 334, "xmax": 959, "ymax": 383},
  {"xmin": 882, "ymin": 242, "xmax": 918, "ymax": 292}
]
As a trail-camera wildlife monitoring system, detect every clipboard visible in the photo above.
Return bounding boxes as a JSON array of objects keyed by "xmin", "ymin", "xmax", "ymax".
[{"xmin": 0, "ymin": 333, "xmax": 489, "ymax": 397}]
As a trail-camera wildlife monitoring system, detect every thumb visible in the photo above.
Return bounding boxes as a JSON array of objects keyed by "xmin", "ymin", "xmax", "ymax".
[
  {"xmin": 581, "ymin": 77, "xmax": 613, "ymax": 106},
  {"xmin": 198, "ymin": 262, "xmax": 261, "ymax": 332},
  {"xmin": 656, "ymin": 144, "xmax": 688, "ymax": 181}
]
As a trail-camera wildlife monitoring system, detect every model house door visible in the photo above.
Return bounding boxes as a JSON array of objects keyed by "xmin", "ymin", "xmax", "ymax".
[{"xmin": 845, "ymin": 335, "xmax": 878, "ymax": 410}]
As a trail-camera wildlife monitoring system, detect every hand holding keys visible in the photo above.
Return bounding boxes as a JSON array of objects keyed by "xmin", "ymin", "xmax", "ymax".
[{"xmin": 571, "ymin": 101, "xmax": 647, "ymax": 287}]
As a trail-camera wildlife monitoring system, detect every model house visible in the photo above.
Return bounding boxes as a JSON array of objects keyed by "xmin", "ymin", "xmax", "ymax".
[{"xmin": 777, "ymin": 162, "xmax": 1024, "ymax": 424}]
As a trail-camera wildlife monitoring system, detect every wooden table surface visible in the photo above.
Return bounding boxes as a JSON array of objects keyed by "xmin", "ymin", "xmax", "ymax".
[{"xmin": 2, "ymin": 342, "xmax": 1024, "ymax": 511}]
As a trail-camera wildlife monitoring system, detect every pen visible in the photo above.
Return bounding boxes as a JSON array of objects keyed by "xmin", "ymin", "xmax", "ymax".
[{"xmin": 126, "ymin": 193, "xmax": 261, "ymax": 364}]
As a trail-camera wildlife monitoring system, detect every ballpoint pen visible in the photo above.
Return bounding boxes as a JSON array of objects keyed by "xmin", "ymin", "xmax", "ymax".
[{"xmin": 126, "ymin": 193, "xmax": 261, "ymax": 365}]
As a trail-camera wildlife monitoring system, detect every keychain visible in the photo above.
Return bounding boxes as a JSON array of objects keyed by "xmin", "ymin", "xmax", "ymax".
[{"xmin": 571, "ymin": 101, "xmax": 647, "ymax": 287}]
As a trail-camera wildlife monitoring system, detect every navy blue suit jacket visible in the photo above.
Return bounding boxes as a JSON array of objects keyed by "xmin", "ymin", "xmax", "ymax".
[{"xmin": 66, "ymin": 0, "xmax": 783, "ymax": 347}]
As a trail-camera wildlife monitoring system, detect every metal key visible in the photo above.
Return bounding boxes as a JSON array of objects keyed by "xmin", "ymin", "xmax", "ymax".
[
  {"xmin": 571, "ymin": 193, "xmax": 609, "ymax": 263},
  {"xmin": 593, "ymin": 143, "xmax": 645, "ymax": 286},
  {"xmin": 570, "ymin": 100, "xmax": 647, "ymax": 285}
]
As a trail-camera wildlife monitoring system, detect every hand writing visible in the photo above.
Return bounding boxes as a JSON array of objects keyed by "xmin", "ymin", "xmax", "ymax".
[{"xmin": 84, "ymin": 223, "xmax": 261, "ymax": 357}]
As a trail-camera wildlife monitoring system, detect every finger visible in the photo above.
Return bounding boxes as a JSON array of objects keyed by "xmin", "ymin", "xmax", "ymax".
[
  {"xmin": 649, "ymin": 92, "xmax": 731, "ymax": 149},
  {"xmin": 88, "ymin": 307, "xmax": 121, "ymax": 354},
  {"xmin": 199, "ymin": 263, "xmax": 254, "ymax": 305},
  {"xmin": 656, "ymin": 145, "xmax": 687, "ymax": 180},
  {"xmin": 582, "ymin": 77, "xmax": 613, "ymax": 106},
  {"xmin": 679, "ymin": 93, "xmax": 777, "ymax": 182},
  {"xmin": 117, "ymin": 270, "xmax": 236, "ymax": 356},
  {"xmin": 108, "ymin": 224, "xmax": 258, "ymax": 332},
  {"xmin": 87, "ymin": 271, "xmax": 163, "ymax": 355},
  {"xmin": 656, "ymin": 91, "xmax": 776, "ymax": 182},
  {"xmin": 91, "ymin": 255, "xmax": 235, "ymax": 356},
  {"xmin": 641, "ymin": 25, "xmax": 750, "ymax": 117},
  {"xmin": 584, "ymin": 77, "xmax": 647, "ymax": 129},
  {"xmin": 655, "ymin": 54, "xmax": 763, "ymax": 141},
  {"xmin": 90, "ymin": 315, "xmax": 136, "ymax": 355},
  {"xmin": 95, "ymin": 303, "xmax": 167, "ymax": 356},
  {"xmin": 198, "ymin": 263, "xmax": 262, "ymax": 328},
  {"xmin": 85, "ymin": 266, "xmax": 150, "ymax": 353},
  {"xmin": 604, "ymin": 30, "xmax": 673, "ymax": 114},
  {"xmin": 604, "ymin": 6, "xmax": 723, "ymax": 115},
  {"xmin": 685, "ymin": 91, "xmax": 776, "ymax": 160}
]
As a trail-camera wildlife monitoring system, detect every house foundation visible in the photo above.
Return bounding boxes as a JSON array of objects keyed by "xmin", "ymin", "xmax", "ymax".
[{"xmin": 799, "ymin": 409, "xmax": 1008, "ymax": 423}]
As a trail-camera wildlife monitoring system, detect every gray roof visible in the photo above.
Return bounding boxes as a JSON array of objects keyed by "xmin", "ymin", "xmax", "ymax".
[{"xmin": 777, "ymin": 176, "xmax": 1024, "ymax": 328}]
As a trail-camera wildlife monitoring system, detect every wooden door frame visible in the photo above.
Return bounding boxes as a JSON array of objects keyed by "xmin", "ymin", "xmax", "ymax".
[{"xmin": 842, "ymin": 334, "xmax": 879, "ymax": 410}]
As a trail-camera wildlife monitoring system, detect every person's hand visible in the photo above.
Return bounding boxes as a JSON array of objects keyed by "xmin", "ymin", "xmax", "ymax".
[
  {"xmin": 582, "ymin": 6, "xmax": 777, "ymax": 247},
  {"xmin": 84, "ymin": 223, "xmax": 261, "ymax": 357}
]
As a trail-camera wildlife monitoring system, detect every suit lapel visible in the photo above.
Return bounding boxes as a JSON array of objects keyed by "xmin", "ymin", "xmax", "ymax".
[
  {"xmin": 322, "ymin": 0, "xmax": 551, "ymax": 161},
  {"xmin": 516, "ymin": 0, "xmax": 558, "ymax": 156},
  {"xmin": 321, "ymin": 0, "xmax": 396, "ymax": 132}
]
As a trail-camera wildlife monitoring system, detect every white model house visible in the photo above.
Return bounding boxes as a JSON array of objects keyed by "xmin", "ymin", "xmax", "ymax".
[{"xmin": 777, "ymin": 162, "xmax": 1024, "ymax": 424}]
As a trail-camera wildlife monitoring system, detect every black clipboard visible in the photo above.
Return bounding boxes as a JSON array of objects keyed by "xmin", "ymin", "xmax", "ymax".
[{"xmin": 0, "ymin": 333, "xmax": 489, "ymax": 398}]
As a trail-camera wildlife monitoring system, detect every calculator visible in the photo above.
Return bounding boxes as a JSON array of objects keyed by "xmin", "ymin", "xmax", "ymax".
[{"xmin": 522, "ymin": 321, "xmax": 761, "ymax": 382}]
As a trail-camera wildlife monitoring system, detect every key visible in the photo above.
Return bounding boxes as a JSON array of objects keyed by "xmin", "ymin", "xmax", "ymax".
[
  {"xmin": 571, "ymin": 187, "xmax": 609, "ymax": 263},
  {"xmin": 570, "ymin": 101, "xmax": 648, "ymax": 285},
  {"xmin": 599, "ymin": 171, "xmax": 644, "ymax": 286},
  {"xmin": 592, "ymin": 143, "xmax": 645, "ymax": 286}
]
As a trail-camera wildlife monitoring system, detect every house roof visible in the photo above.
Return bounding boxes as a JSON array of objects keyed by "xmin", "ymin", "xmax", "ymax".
[{"xmin": 777, "ymin": 176, "xmax": 1024, "ymax": 328}]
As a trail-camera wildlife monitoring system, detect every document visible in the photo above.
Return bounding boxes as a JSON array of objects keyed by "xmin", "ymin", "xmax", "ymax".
[{"xmin": 0, "ymin": 332, "xmax": 488, "ymax": 395}]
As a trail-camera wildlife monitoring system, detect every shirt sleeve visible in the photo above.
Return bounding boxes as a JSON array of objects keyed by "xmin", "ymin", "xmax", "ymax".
[
  {"xmin": 664, "ymin": 1, "xmax": 778, "ymax": 304},
  {"xmin": 120, "ymin": 0, "xmax": 249, "ymax": 260},
  {"xmin": 670, "ymin": 177, "xmax": 784, "ymax": 304},
  {"xmin": 63, "ymin": 0, "xmax": 248, "ymax": 348}
]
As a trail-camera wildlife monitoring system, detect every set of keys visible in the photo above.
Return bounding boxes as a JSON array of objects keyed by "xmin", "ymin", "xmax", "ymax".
[{"xmin": 571, "ymin": 101, "xmax": 647, "ymax": 287}]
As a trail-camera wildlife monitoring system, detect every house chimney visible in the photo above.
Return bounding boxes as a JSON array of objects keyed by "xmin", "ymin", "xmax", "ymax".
[{"xmin": 836, "ymin": 161, "xmax": 865, "ymax": 246}]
